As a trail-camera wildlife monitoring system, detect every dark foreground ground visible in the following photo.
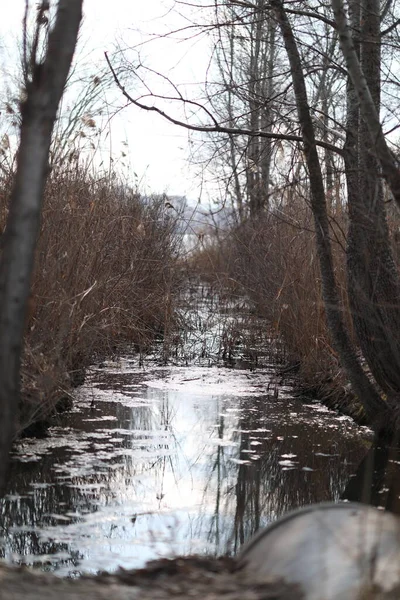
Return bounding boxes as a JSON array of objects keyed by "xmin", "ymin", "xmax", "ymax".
[
  {"xmin": 3, "ymin": 556, "xmax": 400, "ymax": 600},
  {"xmin": 0, "ymin": 557, "xmax": 299, "ymax": 600}
]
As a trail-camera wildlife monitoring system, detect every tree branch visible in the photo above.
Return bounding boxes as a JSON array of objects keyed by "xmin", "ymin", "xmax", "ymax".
[
  {"xmin": 105, "ymin": 52, "xmax": 344, "ymax": 156},
  {"xmin": 332, "ymin": 0, "xmax": 400, "ymax": 207},
  {"xmin": 381, "ymin": 17, "xmax": 400, "ymax": 37}
]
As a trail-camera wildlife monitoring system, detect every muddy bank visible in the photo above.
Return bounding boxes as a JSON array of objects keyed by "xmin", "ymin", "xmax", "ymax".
[
  {"xmin": 0, "ymin": 558, "xmax": 299, "ymax": 600},
  {"xmin": 292, "ymin": 379, "xmax": 367, "ymax": 427}
]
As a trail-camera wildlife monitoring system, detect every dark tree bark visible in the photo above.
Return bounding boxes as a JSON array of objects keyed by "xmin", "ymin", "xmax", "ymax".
[
  {"xmin": 0, "ymin": 0, "xmax": 83, "ymax": 494},
  {"xmin": 332, "ymin": 0, "xmax": 400, "ymax": 207},
  {"xmin": 342, "ymin": 441, "xmax": 400, "ymax": 514},
  {"xmin": 339, "ymin": 0, "xmax": 400, "ymax": 397},
  {"xmin": 269, "ymin": 0, "xmax": 387, "ymax": 425},
  {"xmin": 259, "ymin": 16, "xmax": 276, "ymax": 210},
  {"xmin": 237, "ymin": 0, "xmax": 276, "ymax": 217}
]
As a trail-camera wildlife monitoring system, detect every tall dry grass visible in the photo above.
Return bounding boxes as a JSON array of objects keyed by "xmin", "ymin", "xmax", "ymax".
[
  {"xmin": 190, "ymin": 195, "xmax": 351, "ymax": 387},
  {"xmin": 0, "ymin": 167, "xmax": 182, "ymax": 433}
]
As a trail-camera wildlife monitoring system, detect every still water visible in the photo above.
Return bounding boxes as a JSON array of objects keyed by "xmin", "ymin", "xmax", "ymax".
[{"xmin": 0, "ymin": 359, "xmax": 371, "ymax": 576}]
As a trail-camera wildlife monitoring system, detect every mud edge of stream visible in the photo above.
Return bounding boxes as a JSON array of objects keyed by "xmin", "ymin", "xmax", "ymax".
[{"xmin": 0, "ymin": 556, "xmax": 301, "ymax": 600}]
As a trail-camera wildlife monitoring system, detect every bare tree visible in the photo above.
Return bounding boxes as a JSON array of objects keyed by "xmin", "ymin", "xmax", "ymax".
[
  {"xmin": 0, "ymin": 0, "xmax": 83, "ymax": 493},
  {"xmin": 332, "ymin": 0, "xmax": 400, "ymax": 404},
  {"xmin": 108, "ymin": 0, "xmax": 400, "ymax": 433},
  {"xmin": 269, "ymin": 0, "xmax": 387, "ymax": 422},
  {"xmin": 202, "ymin": 1, "xmax": 284, "ymax": 220}
]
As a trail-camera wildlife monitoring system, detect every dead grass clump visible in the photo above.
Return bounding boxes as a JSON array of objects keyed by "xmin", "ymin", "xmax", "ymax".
[
  {"xmin": 189, "ymin": 195, "xmax": 350, "ymax": 387},
  {"xmin": 0, "ymin": 167, "xmax": 182, "ymax": 432}
]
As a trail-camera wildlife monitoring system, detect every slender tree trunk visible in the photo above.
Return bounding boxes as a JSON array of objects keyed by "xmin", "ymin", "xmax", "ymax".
[
  {"xmin": 269, "ymin": 0, "xmax": 387, "ymax": 425},
  {"xmin": 0, "ymin": 0, "xmax": 83, "ymax": 494},
  {"xmin": 312, "ymin": 28, "xmax": 338, "ymax": 201},
  {"xmin": 343, "ymin": 0, "xmax": 400, "ymax": 396},
  {"xmin": 260, "ymin": 17, "xmax": 276, "ymax": 208},
  {"xmin": 227, "ymin": 20, "xmax": 244, "ymax": 222},
  {"xmin": 332, "ymin": 0, "xmax": 400, "ymax": 207},
  {"xmin": 247, "ymin": 1, "xmax": 264, "ymax": 217}
]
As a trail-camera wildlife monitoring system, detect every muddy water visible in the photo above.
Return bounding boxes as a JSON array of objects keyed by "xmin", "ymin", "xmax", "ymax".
[{"xmin": 0, "ymin": 359, "xmax": 372, "ymax": 576}]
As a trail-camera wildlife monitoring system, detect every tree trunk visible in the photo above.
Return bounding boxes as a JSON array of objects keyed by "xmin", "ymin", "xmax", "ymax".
[
  {"xmin": 247, "ymin": 1, "xmax": 264, "ymax": 217},
  {"xmin": 0, "ymin": 0, "xmax": 82, "ymax": 494},
  {"xmin": 227, "ymin": 16, "xmax": 245, "ymax": 222},
  {"xmin": 343, "ymin": 0, "xmax": 400, "ymax": 396},
  {"xmin": 270, "ymin": 0, "xmax": 388, "ymax": 426},
  {"xmin": 332, "ymin": 0, "xmax": 400, "ymax": 207},
  {"xmin": 260, "ymin": 17, "xmax": 276, "ymax": 208}
]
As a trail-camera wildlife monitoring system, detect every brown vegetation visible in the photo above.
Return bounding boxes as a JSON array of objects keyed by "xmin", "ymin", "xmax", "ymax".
[
  {"xmin": 189, "ymin": 193, "xmax": 366, "ymax": 408},
  {"xmin": 0, "ymin": 167, "xmax": 181, "ymax": 435}
]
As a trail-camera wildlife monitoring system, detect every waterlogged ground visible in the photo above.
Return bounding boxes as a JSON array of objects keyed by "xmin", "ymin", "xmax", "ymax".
[{"xmin": 0, "ymin": 288, "xmax": 374, "ymax": 576}]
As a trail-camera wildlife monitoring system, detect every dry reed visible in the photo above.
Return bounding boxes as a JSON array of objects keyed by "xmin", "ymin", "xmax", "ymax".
[
  {"xmin": 0, "ymin": 166, "xmax": 182, "ymax": 433},
  {"xmin": 189, "ymin": 194, "xmax": 351, "ymax": 388}
]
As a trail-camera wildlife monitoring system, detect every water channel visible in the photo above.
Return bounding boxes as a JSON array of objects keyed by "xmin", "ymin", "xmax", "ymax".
[{"xmin": 0, "ymin": 288, "xmax": 384, "ymax": 577}]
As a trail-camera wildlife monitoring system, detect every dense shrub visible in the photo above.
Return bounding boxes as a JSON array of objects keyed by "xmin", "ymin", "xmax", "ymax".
[
  {"xmin": 0, "ymin": 167, "xmax": 182, "ymax": 432},
  {"xmin": 189, "ymin": 197, "xmax": 350, "ymax": 384}
]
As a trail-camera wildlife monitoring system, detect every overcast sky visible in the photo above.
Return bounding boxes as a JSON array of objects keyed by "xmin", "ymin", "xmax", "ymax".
[{"xmin": 0, "ymin": 1, "xmax": 212, "ymax": 202}]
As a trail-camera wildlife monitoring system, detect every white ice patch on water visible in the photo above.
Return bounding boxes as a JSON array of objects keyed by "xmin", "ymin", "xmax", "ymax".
[
  {"xmin": 279, "ymin": 459, "xmax": 297, "ymax": 467},
  {"xmin": 83, "ymin": 416, "xmax": 118, "ymax": 422},
  {"xmin": 146, "ymin": 366, "xmax": 268, "ymax": 397}
]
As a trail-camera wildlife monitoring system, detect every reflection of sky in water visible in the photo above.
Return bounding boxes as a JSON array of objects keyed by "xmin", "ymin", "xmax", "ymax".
[{"xmin": 0, "ymin": 362, "xmax": 372, "ymax": 576}]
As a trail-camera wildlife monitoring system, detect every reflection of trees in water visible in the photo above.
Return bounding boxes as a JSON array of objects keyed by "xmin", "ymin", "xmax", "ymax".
[
  {"xmin": 0, "ymin": 389, "xmax": 175, "ymax": 567},
  {"xmin": 342, "ymin": 438, "xmax": 400, "ymax": 514},
  {"xmin": 146, "ymin": 393, "xmax": 183, "ymax": 509},
  {"xmin": 2, "ymin": 367, "xmax": 372, "ymax": 569},
  {"xmin": 201, "ymin": 404, "xmax": 225, "ymax": 550},
  {"xmin": 1, "ymin": 449, "xmax": 99, "ymax": 559},
  {"xmin": 0, "ymin": 453, "xmax": 87, "ymax": 569},
  {"xmin": 231, "ymin": 402, "xmax": 367, "ymax": 549},
  {"xmin": 0, "ymin": 531, "xmax": 83, "ymax": 573},
  {"xmin": 196, "ymin": 395, "xmax": 368, "ymax": 555}
]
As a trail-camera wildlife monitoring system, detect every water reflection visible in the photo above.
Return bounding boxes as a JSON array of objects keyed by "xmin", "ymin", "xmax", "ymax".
[
  {"xmin": 0, "ymin": 362, "xmax": 372, "ymax": 576},
  {"xmin": 342, "ymin": 439, "xmax": 400, "ymax": 513}
]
